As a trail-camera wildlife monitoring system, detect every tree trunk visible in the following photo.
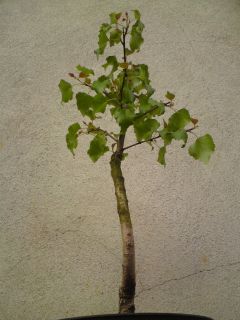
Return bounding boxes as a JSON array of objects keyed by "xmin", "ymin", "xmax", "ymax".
[{"xmin": 110, "ymin": 153, "xmax": 136, "ymax": 313}]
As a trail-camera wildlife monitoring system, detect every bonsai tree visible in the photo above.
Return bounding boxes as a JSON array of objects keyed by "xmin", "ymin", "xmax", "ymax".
[{"xmin": 58, "ymin": 10, "xmax": 215, "ymax": 314}]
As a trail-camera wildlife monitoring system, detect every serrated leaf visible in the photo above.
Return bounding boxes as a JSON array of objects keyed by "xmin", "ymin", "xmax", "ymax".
[
  {"xmin": 133, "ymin": 118, "xmax": 160, "ymax": 141},
  {"xmin": 94, "ymin": 23, "xmax": 111, "ymax": 58},
  {"xmin": 158, "ymin": 146, "xmax": 166, "ymax": 166},
  {"xmin": 109, "ymin": 28, "xmax": 122, "ymax": 46},
  {"xmin": 58, "ymin": 80, "xmax": 73, "ymax": 103},
  {"xmin": 130, "ymin": 20, "xmax": 144, "ymax": 52},
  {"xmin": 92, "ymin": 75, "xmax": 110, "ymax": 94},
  {"xmin": 66, "ymin": 123, "xmax": 81, "ymax": 155},
  {"xmin": 102, "ymin": 56, "xmax": 118, "ymax": 75},
  {"xmin": 165, "ymin": 91, "xmax": 175, "ymax": 101},
  {"xmin": 76, "ymin": 92, "xmax": 95, "ymax": 120},
  {"xmin": 87, "ymin": 134, "xmax": 109, "ymax": 162},
  {"xmin": 188, "ymin": 134, "xmax": 215, "ymax": 164},
  {"xmin": 168, "ymin": 108, "xmax": 191, "ymax": 132},
  {"xmin": 76, "ymin": 65, "xmax": 94, "ymax": 75}
]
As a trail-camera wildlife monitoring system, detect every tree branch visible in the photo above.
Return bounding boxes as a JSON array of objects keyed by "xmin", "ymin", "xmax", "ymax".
[
  {"xmin": 81, "ymin": 122, "xmax": 118, "ymax": 142},
  {"xmin": 119, "ymin": 21, "xmax": 129, "ymax": 107},
  {"xmin": 122, "ymin": 134, "xmax": 161, "ymax": 151},
  {"xmin": 122, "ymin": 126, "xmax": 198, "ymax": 151},
  {"xmin": 133, "ymin": 101, "xmax": 174, "ymax": 121},
  {"xmin": 72, "ymin": 76, "xmax": 111, "ymax": 99}
]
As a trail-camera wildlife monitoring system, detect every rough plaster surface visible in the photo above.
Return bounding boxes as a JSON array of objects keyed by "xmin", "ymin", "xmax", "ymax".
[{"xmin": 0, "ymin": 1, "xmax": 240, "ymax": 319}]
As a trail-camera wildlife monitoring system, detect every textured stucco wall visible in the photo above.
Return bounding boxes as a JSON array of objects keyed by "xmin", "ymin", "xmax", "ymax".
[{"xmin": 1, "ymin": 1, "xmax": 240, "ymax": 320}]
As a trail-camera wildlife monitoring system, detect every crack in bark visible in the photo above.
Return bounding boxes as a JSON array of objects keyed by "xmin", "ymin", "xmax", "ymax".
[{"xmin": 135, "ymin": 260, "xmax": 240, "ymax": 298}]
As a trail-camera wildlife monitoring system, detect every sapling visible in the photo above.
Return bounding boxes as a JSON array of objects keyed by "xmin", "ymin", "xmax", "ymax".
[{"xmin": 58, "ymin": 10, "xmax": 215, "ymax": 314}]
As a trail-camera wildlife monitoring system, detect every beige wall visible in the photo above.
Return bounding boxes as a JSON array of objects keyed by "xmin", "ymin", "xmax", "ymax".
[{"xmin": 1, "ymin": 1, "xmax": 240, "ymax": 319}]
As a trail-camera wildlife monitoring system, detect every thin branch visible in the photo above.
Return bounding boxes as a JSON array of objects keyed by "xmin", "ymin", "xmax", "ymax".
[
  {"xmin": 134, "ymin": 105, "xmax": 160, "ymax": 120},
  {"xmin": 81, "ymin": 122, "xmax": 118, "ymax": 142},
  {"xmin": 73, "ymin": 76, "xmax": 111, "ymax": 99},
  {"xmin": 186, "ymin": 126, "xmax": 199, "ymax": 133},
  {"xmin": 122, "ymin": 126, "xmax": 199, "ymax": 152},
  {"xmin": 99, "ymin": 129, "xmax": 118, "ymax": 142},
  {"xmin": 123, "ymin": 134, "xmax": 161, "ymax": 151},
  {"xmin": 133, "ymin": 101, "xmax": 174, "ymax": 121}
]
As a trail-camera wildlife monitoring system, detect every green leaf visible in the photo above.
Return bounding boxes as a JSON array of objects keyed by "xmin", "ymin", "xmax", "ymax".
[
  {"xmin": 94, "ymin": 23, "xmax": 111, "ymax": 58},
  {"xmin": 148, "ymin": 99, "xmax": 165, "ymax": 116},
  {"xmin": 130, "ymin": 20, "xmax": 144, "ymax": 52},
  {"xmin": 125, "ymin": 48, "xmax": 134, "ymax": 56},
  {"xmin": 133, "ymin": 118, "xmax": 160, "ymax": 141},
  {"xmin": 102, "ymin": 56, "xmax": 118, "ymax": 75},
  {"xmin": 87, "ymin": 134, "xmax": 109, "ymax": 162},
  {"xmin": 145, "ymin": 84, "xmax": 155, "ymax": 97},
  {"xmin": 76, "ymin": 92, "xmax": 108, "ymax": 119},
  {"xmin": 157, "ymin": 146, "xmax": 166, "ymax": 166},
  {"xmin": 122, "ymin": 85, "xmax": 135, "ymax": 104},
  {"xmin": 66, "ymin": 123, "xmax": 81, "ymax": 155},
  {"xmin": 138, "ymin": 94, "xmax": 150, "ymax": 112},
  {"xmin": 76, "ymin": 92, "xmax": 95, "ymax": 120},
  {"xmin": 92, "ymin": 75, "xmax": 110, "ymax": 94},
  {"xmin": 111, "ymin": 107, "xmax": 135, "ymax": 132},
  {"xmin": 172, "ymin": 129, "xmax": 188, "ymax": 147},
  {"xmin": 159, "ymin": 128, "xmax": 173, "ymax": 146},
  {"xmin": 137, "ymin": 64, "xmax": 149, "ymax": 84},
  {"xmin": 167, "ymin": 108, "xmax": 191, "ymax": 132},
  {"xmin": 165, "ymin": 91, "xmax": 175, "ymax": 101},
  {"xmin": 109, "ymin": 29, "xmax": 122, "ymax": 46},
  {"xmin": 128, "ymin": 73, "xmax": 143, "ymax": 92},
  {"xmin": 127, "ymin": 64, "xmax": 150, "ymax": 94},
  {"xmin": 188, "ymin": 134, "xmax": 215, "ymax": 164},
  {"xmin": 133, "ymin": 9, "xmax": 141, "ymax": 21},
  {"xmin": 109, "ymin": 12, "xmax": 121, "ymax": 24},
  {"xmin": 105, "ymin": 91, "xmax": 121, "ymax": 107},
  {"xmin": 58, "ymin": 80, "xmax": 73, "ymax": 103},
  {"xmin": 137, "ymin": 95, "xmax": 165, "ymax": 117},
  {"xmin": 93, "ymin": 93, "xmax": 108, "ymax": 113},
  {"xmin": 76, "ymin": 65, "xmax": 94, "ymax": 75}
]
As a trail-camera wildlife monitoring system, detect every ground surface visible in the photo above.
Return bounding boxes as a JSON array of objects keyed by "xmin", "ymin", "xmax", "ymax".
[{"xmin": 0, "ymin": 1, "xmax": 240, "ymax": 320}]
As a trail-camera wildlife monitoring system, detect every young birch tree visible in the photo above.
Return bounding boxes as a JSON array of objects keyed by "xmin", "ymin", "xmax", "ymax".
[{"xmin": 58, "ymin": 10, "xmax": 215, "ymax": 314}]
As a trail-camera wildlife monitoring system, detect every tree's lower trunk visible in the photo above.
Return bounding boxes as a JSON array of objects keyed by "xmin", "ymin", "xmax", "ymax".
[{"xmin": 110, "ymin": 153, "xmax": 136, "ymax": 314}]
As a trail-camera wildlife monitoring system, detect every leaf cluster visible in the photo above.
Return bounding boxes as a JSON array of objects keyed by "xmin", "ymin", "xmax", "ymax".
[{"xmin": 58, "ymin": 10, "xmax": 215, "ymax": 165}]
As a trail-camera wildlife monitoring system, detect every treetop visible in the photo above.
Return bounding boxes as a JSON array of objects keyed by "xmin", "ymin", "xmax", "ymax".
[{"xmin": 58, "ymin": 10, "xmax": 215, "ymax": 165}]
